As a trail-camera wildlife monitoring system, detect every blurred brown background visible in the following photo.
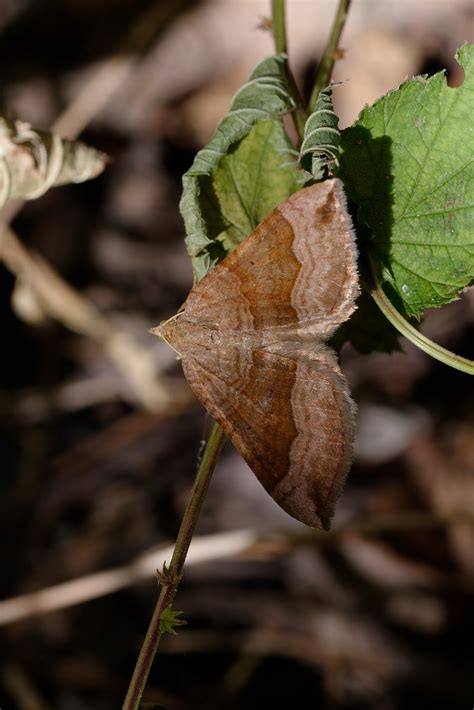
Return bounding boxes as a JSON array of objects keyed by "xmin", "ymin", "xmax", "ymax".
[{"xmin": 0, "ymin": 1, "xmax": 473, "ymax": 708}]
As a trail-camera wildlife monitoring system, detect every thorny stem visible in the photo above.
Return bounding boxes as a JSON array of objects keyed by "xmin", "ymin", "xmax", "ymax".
[
  {"xmin": 369, "ymin": 265, "xmax": 474, "ymax": 376},
  {"xmin": 122, "ymin": 422, "xmax": 225, "ymax": 709},
  {"xmin": 271, "ymin": 0, "xmax": 306, "ymax": 142},
  {"xmin": 309, "ymin": 0, "xmax": 352, "ymax": 112}
]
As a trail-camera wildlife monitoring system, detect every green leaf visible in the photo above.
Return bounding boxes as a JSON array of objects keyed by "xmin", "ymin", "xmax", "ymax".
[
  {"xmin": 332, "ymin": 287, "xmax": 401, "ymax": 354},
  {"xmin": 179, "ymin": 54, "xmax": 299, "ymax": 279},
  {"xmin": 339, "ymin": 44, "xmax": 474, "ymax": 317},
  {"xmin": 159, "ymin": 607, "xmax": 187, "ymax": 636},
  {"xmin": 299, "ymin": 84, "xmax": 341, "ymax": 181},
  {"xmin": 199, "ymin": 120, "xmax": 301, "ymax": 256}
]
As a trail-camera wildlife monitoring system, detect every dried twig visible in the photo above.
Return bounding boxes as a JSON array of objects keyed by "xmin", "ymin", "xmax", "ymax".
[
  {"xmin": 0, "ymin": 228, "xmax": 174, "ymax": 411},
  {"xmin": 0, "ymin": 1, "xmax": 192, "ymax": 411},
  {"xmin": 0, "ymin": 530, "xmax": 256, "ymax": 627},
  {"xmin": 1, "ymin": 510, "xmax": 469, "ymax": 628}
]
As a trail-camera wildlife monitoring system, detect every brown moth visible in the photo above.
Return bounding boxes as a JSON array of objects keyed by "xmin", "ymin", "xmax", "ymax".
[{"xmin": 153, "ymin": 179, "xmax": 359, "ymax": 529}]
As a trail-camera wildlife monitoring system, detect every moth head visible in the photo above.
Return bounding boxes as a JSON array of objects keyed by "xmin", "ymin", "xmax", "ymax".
[{"xmin": 150, "ymin": 312, "xmax": 184, "ymax": 359}]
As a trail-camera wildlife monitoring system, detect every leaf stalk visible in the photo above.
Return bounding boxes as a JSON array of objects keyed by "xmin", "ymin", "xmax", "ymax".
[{"xmin": 369, "ymin": 267, "xmax": 474, "ymax": 375}]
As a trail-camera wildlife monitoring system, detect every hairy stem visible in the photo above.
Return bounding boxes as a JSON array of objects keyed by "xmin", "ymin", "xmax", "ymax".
[
  {"xmin": 271, "ymin": 0, "xmax": 306, "ymax": 142},
  {"xmin": 309, "ymin": 0, "xmax": 352, "ymax": 112},
  {"xmin": 271, "ymin": 0, "xmax": 287, "ymax": 53},
  {"xmin": 122, "ymin": 422, "xmax": 225, "ymax": 709}
]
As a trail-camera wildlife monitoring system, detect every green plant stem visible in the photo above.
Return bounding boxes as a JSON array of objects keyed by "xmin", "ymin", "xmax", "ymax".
[
  {"xmin": 271, "ymin": 0, "xmax": 287, "ymax": 53},
  {"xmin": 122, "ymin": 422, "xmax": 225, "ymax": 710},
  {"xmin": 271, "ymin": 0, "xmax": 306, "ymax": 142},
  {"xmin": 308, "ymin": 0, "xmax": 352, "ymax": 112},
  {"xmin": 370, "ymin": 271, "xmax": 474, "ymax": 376}
]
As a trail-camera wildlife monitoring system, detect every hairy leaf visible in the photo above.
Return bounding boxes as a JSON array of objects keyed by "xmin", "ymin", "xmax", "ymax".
[
  {"xmin": 299, "ymin": 84, "xmax": 341, "ymax": 181},
  {"xmin": 339, "ymin": 44, "xmax": 474, "ymax": 317},
  {"xmin": 197, "ymin": 120, "xmax": 302, "ymax": 262},
  {"xmin": 332, "ymin": 288, "xmax": 402, "ymax": 354},
  {"xmin": 179, "ymin": 55, "xmax": 299, "ymax": 279}
]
